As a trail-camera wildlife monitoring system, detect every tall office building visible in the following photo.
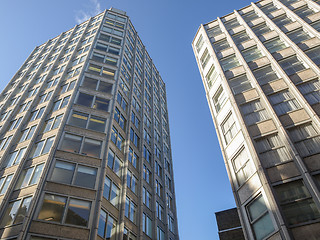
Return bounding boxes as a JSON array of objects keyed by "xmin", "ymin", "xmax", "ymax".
[
  {"xmin": 193, "ymin": 0, "xmax": 320, "ymax": 239},
  {"xmin": 0, "ymin": 8, "xmax": 178, "ymax": 240}
]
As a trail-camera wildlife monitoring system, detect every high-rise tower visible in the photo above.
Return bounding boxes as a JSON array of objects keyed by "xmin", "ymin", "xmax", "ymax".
[
  {"xmin": 0, "ymin": 8, "xmax": 178, "ymax": 240},
  {"xmin": 193, "ymin": 0, "xmax": 320, "ymax": 239}
]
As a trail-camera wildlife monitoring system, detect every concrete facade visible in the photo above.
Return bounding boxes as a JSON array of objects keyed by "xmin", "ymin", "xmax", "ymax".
[
  {"xmin": 193, "ymin": 0, "xmax": 320, "ymax": 239},
  {"xmin": 0, "ymin": 8, "xmax": 179, "ymax": 240}
]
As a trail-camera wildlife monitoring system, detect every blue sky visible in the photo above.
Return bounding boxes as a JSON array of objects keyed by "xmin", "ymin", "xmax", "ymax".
[{"xmin": 0, "ymin": 0, "xmax": 252, "ymax": 239}]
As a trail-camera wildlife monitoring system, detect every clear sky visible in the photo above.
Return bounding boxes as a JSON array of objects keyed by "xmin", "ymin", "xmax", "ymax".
[{"xmin": 0, "ymin": 0, "xmax": 252, "ymax": 239}]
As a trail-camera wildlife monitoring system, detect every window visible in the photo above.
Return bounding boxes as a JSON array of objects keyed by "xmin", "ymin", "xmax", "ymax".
[
  {"xmin": 82, "ymin": 76, "xmax": 113, "ymax": 94},
  {"xmin": 293, "ymin": 5, "xmax": 315, "ymax": 19},
  {"xmin": 156, "ymin": 202, "xmax": 164, "ymax": 221},
  {"xmin": 228, "ymin": 74, "xmax": 252, "ymax": 94},
  {"xmin": 275, "ymin": 180, "xmax": 320, "ymax": 225},
  {"xmin": 200, "ymin": 48, "xmax": 210, "ymax": 68},
  {"xmin": 241, "ymin": 46, "xmax": 263, "ymax": 62},
  {"xmin": 232, "ymin": 148, "xmax": 255, "ymax": 186},
  {"xmin": 305, "ymin": 46, "xmax": 320, "ymax": 66},
  {"xmin": 287, "ymin": 123, "xmax": 320, "ymax": 157},
  {"xmin": 297, "ymin": 79, "xmax": 320, "ymax": 105},
  {"xmin": 143, "ymin": 165, "xmax": 151, "ymax": 184},
  {"xmin": 43, "ymin": 114, "xmax": 63, "ymax": 133},
  {"xmin": 8, "ymin": 117, "xmax": 23, "ymax": 131},
  {"xmin": 143, "ymin": 129, "xmax": 151, "ymax": 146},
  {"xmin": 117, "ymin": 92, "xmax": 128, "ymax": 112},
  {"xmin": 155, "ymin": 180, "xmax": 163, "ymax": 198},
  {"xmin": 221, "ymin": 113, "xmax": 238, "ymax": 144},
  {"xmin": 157, "ymin": 227, "xmax": 165, "ymax": 240},
  {"xmin": 114, "ymin": 107, "xmax": 126, "ymax": 130},
  {"xmin": 87, "ymin": 63, "xmax": 116, "ymax": 79},
  {"xmin": 51, "ymin": 160, "xmax": 97, "ymax": 188},
  {"xmin": 272, "ymin": 14, "xmax": 292, "ymax": 27},
  {"xmin": 0, "ymin": 135, "xmax": 13, "ymax": 151},
  {"xmin": 168, "ymin": 215, "xmax": 175, "ymax": 233},
  {"xmin": 251, "ymin": 23, "xmax": 271, "ymax": 36},
  {"xmin": 311, "ymin": 20, "xmax": 320, "ymax": 32},
  {"xmin": 143, "ymin": 213, "xmax": 152, "ymax": 237},
  {"xmin": 207, "ymin": 25, "xmax": 222, "ymax": 38},
  {"xmin": 103, "ymin": 176, "xmax": 120, "ymax": 207},
  {"xmin": 143, "ymin": 145, "xmax": 152, "ymax": 162},
  {"xmin": 232, "ymin": 31, "xmax": 250, "ymax": 45},
  {"xmin": 51, "ymin": 96, "xmax": 70, "ymax": 112},
  {"xmin": 131, "ymin": 111, "xmax": 140, "ymax": 130},
  {"xmin": 3, "ymin": 147, "xmax": 27, "ymax": 168},
  {"xmin": 92, "ymin": 52, "xmax": 118, "ymax": 67},
  {"xmin": 154, "ymin": 144, "xmax": 161, "ymax": 159},
  {"xmin": 128, "ymin": 147, "xmax": 138, "ymax": 168},
  {"xmin": 252, "ymin": 65, "xmax": 279, "ymax": 85},
  {"xmin": 111, "ymin": 127, "xmax": 124, "ymax": 151},
  {"xmin": 0, "ymin": 174, "xmax": 13, "ymax": 195},
  {"xmin": 195, "ymin": 35, "xmax": 204, "ymax": 52},
  {"xmin": 15, "ymin": 163, "xmax": 44, "ymax": 189},
  {"xmin": 69, "ymin": 110, "xmax": 107, "ymax": 132},
  {"xmin": 224, "ymin": 18, "xmax": 240, "ymax": 29},
  {"xmin": 269, "ymin": 90, "xmax": 301, "ymax": 115},
  {"xmin": 30, "ymin": 107, "xmax": 45, "ymax": 121},
  {"xmin": 242, "ymin": 10, "xmax": 259, "ymax": 22},
  {"xmin": 38, "ymin": 194, "xmax": 91, "ymax": 227},
  {"xmin": 213, "ymin": 39, "xmax": 230, "ymax": 52},
  {"xmin": 99, "ymin": 33, "xmax": 122, "ymax": 46},
  {"xmin": 167, "ymin": 193, "xmax": 173, "ymax": 209},
  {"xmin": 155, "ymin": 161, "xmax": 163, "ymax": 178},
  {"xmin": 98, "ymin": 209, "xmax": 117, "ymax": 240},
  {"xmin": 220, "ymin": 54, "xmax": 240, "ymax": 71},
  {"xmin": 287, "ymin": 28, "xmax": 311, "ymax": 44},
  {"xmin": 255, "ymin": 134, "xmax": 291, "ymax": 167},
  {"xmin": 107, "ymin": 149, "xmax": 123, "ymax": 177},
  {"xmin": 213, "ymin": 86, "xmax": 227, "ymax": 112},
  {"xmin": 123, "ymin": 228, "xmax": 136, "ymax": 240},
  {"xmin": 125, "ymin": 197, "xmax": 137, "ymax": 223},
  {"xmin": 76, "ymin": 92, "xmax": 110, "ymax": 112},
  {"xmin": 127, "ymin": 170, "xmax": 137, "ymax": 194},
  {"xmin": 1, "ymin": 196, "xmax": 32, "ymax": 227},
  {"xmin": 60, "ymin": 133, "xmax": 102, "ymax": 158},
  {"xmin": 143, "ymin": 187, "xmax": 151, "ymax": 208},
  {"xmin": 206, "ymin": 65, "xmax": 219, "ymax": 89},
  {"xmin": 241, "ymin": 100, "xmax": 269, "ymax": 125},
  {"xmin": 247, "ymin": 195, "xmax": 275, "ymax": 240}
]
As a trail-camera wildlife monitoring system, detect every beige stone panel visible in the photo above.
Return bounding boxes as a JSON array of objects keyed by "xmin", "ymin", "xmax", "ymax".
[
  {"xmin": 228, "ymin": 25, "xmax": 245, "ymax": 35},
  {"xmin": 217, "ymin": 48, "xmax": 235, "ymax": 59},
  {"xmin": 248, "ymin": 56, "xmax": 270, "ymax": 69},
  {"xmin": 291, "ymin": 222, "xmax": 320, "ymax": 240},
  {"xmin": 0, "ymin": 224, "xmax": 22, "ymax": 239},
  {"xmin": 298, "ymin": 37, "xmax": 320, "ymax": 51},
  {"xmin": 11, "ymin": 185, "xmax": 38, "ymax": 200},
  {"xmin": 223, "ymin": 14, "xmax": 236, "ymax": 22},
  {"xmin": 248, "ymin": 119, "xmax": 277, "ymax": 137},
  {"xmin": 212, "ymin": 33, "xmax": 226, "ymax": 43},
  {"xmin": 273, "ymin": 47, "xmax": 295, "ymax": 60},
  {"xmin": 268, "ymin": 9, "xmax": 285, "ymax": 19},
  {"xmin": 225, "ymin": 66, "xmax": 246, "ymax": 79},
  {"xmin": 289, "ymin": 69, "xmax": 317, "ymax": 84},
  {"xmin": 259, "ymin": 31, "xmax": 278, "ymax": 42},
  {"xmin": 247, "ymin": 17, "xmax": 264, "ymax": 27},
  {"xmin": 238, "ymin": 39, "xmax": 256, "ymax": 51},
  {"xmin": 291, "ymin": 1, "xmax": 306, "ymax": 9},
  {"xmin": 235, "ymin": 89, "xmax": 259, "ymax": 104},
  {"xmin": 29, "ymin": 221, "xmax": 90, "ymax": 240},
  {"xmin": 281, "ymin": 22, "xmax": 301, "ymax": 33},
  {"xmin": 55, "ymin": 150, "xmax": 102, "ymax": 167},
  {"xmin": 257, "ymin": 0, "xmax": 273, "ymax": 7},
  {"xmin": 238, "ymin": 173, "xmax": 261, "ymax": 204},
  {"xmin": 239, "ymin": 5, "xmax": 254, "ymax": 15},
  {"xmin": 267, "ymin": 232, "xmax": 282, "ymax": 240},
  {"xmin": 266, "ymin": 161, "xmax": 300, "ymax": 183},
  {"xmin": 304, "ymin": 153, "xmax": 320, "ymax": 171},
  {"xmin": 262, "ymin": 79, "xmax": 287, "ymax": 94},
  {"xmin": 44, "ymin": 182, "xmax": 96, "ymax": 200},
  {"xmin": 306, "ymin": 12, "xmax": 320, "ymax": 24},
  {"xmin": 279, "ymin": 109, "xmax": 310, "ymax": 127}
]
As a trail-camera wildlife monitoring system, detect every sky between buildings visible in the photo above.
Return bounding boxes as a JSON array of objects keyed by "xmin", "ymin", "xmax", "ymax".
[{"xmin": 0, "ymin": 0, "xmax": 253, "ymax": 239}]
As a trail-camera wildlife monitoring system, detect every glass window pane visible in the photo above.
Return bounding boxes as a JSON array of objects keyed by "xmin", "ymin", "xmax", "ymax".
[
  {"xmin": 30, "ymin": 163, "xmax": 45, "ymax": 185},
  {"xmin": 82, "ymin": 138, "xmax": 102, "ymax": 158},
  {"xmin": 76, "ymin": 92, "xmax": 94, "ymax": 107},
  {"xmin": 65, "ymin": 198, "xmax": 91, "ymax": 227},
  {"xmin": 38, "ymin": 194, "xmax": 67, "ymax": 223},
  {"xmin": 60, "ymin": 134, "xmax": 82, "ymax": 153},
  {"xmin": 74, "ymin": 165, "xmax": 97, "ymax": 188},
  {"xmin": 69, "ymin": 111, "xmax": 88, "ymax": 128},
  {"xmin": 51, "ymin": 161, "xmax": 75, "ymax": 184},
  {"xmin": 88, "ymin": 116, "xmax": 106, "ymax": 132}
]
